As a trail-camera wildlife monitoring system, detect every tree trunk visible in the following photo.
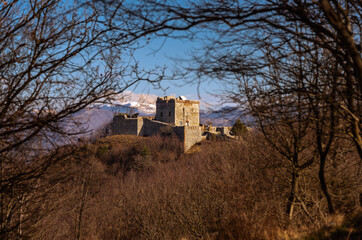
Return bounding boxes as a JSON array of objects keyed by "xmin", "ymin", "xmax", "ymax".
[
  {"xmin": 351, "ymin": 118, "xmax": 362, "ymax": 162},
  {"xmin": 286, "ymin": 169, "xmax": 299, "ymax": 220},
  {"xmin": 319, "ymin": 154, "xmax": 335, "ymax": 214}
]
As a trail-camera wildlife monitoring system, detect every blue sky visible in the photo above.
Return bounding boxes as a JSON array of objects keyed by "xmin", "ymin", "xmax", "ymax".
[{"xmin": 131, "ymin": 36, "xmax": 224, "ymax": 106}]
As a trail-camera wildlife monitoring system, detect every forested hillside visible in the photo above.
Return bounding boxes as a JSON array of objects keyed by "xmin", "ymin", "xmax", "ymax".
[
  {"xmin": 1, "ymin": 0, "xmax": 361, "ymax": 239},
  {"xmin": 16, "ymin": 133, "xmax": 360, "ymax": 239}
]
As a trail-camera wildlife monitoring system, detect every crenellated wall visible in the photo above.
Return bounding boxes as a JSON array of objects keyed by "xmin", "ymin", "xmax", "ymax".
[
  {"xmin": 155, "ymin": 98, "xmax": 176, "ymax": 124},
  {"xmin": 112, "ymin": 96, "xmax": 203, "ymax": 152},
  {"xmin": 155, "ymin": 96, "xmax": 199, "ymax": 127},
  {"xmin": 112, "ymin": 114, "xmax": 142, "ymax": 135}
]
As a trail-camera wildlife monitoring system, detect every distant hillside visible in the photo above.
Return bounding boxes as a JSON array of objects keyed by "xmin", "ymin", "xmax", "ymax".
[{"xmin": 66, "ymin": 93, "xmax": 252, "ymax": 140}]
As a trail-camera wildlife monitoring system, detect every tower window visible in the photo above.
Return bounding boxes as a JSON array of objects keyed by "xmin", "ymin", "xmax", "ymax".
[
  {"xmin": 169, "ymin": 111, "xmax": 171, "ymax": 116},
  {"xmin": 160, "ymin": 112, "xmax": 163, "ymax": 117}
]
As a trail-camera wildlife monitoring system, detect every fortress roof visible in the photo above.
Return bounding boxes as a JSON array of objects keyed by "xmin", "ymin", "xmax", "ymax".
[{"xmin": 157, "ymin": 96, "xmax": 199, "ymax": 103}]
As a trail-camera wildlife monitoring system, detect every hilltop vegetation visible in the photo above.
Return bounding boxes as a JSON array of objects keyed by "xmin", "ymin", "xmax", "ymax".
[
  {"xmin": 19, "ymin": 133, "xmax": 360, "ymax": 239},
  {"xmin": 1, "ymin": 0, "xmax": 361, "ymax": 239}
]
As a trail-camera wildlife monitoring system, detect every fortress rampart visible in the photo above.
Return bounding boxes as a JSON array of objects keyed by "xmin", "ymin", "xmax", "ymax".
[
  {"xmin": 155, "ymin": 96, "xmax": 199, "ymax": 127},
  {"xmin": 112, "ymin": 114, "xmax": 144, "ymax": 136},
  {"xmin": 111, "ymin": 96, "xmax": 202, "ymax": 152}
]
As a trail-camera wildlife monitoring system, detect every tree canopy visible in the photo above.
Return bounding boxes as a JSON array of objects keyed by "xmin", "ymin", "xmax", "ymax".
[
  {"xmin": 1, "ymin": 0, "xmax": 361, "ymax": 237},
  {"xmin": 231, "ymin": 119, "xmax": 247, "ymax": 136}
]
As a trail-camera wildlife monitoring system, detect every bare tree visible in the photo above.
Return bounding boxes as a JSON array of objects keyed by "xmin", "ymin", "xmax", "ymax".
[
  {"xmin": 83, "ymin": 0, "xmax": 362, "ymax": 222},
  {"xmin": 112, "ymin": 0, "xmax": 360, "ymax": 215},
  {"xmin": 0, "ymin": 0, "xmax": 164, "ymax": 238},
  {"xmin": 1, "ymin": 0, "xmax": 360, "ymax": 236},
  {"xmin": 116, "ymin": 0, "xmax": 361, "ymax": 158}
]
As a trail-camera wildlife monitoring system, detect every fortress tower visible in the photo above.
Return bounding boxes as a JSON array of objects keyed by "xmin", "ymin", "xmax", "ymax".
[
  {"xmin": 155, "ymin": 96, "xmax": 199, "ymax": 126},
  {"xmin": 112, "ymin": 95, "xmax": 202, "ymax": 152}
]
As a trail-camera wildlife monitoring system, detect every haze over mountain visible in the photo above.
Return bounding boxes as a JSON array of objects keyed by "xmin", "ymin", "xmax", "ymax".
[{"xmin": 70, "ymin": 91, "xmax": 243, "ymax": 140}]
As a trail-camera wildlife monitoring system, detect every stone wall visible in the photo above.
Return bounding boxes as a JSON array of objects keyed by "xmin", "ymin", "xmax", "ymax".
[
  {"xmin": 142, "ymin": 118, "xmax": 169, "ymax": 136},
  {"xmin": 209, "ymin": 126, "xmax": 217, "ymax": 133},
  {"xmin": 173, "ymin": 126, "xmax": 202, "ymax": 152},
  {"xmin": 155, "ymin": 96, "xmax": 199, "ymax": 127},
  {"xmin": 183, "ymin": 126, "xmax": 202, "ymax": 152},
  {"xmin": 155, "ymin": 98, "xmax": 176, "ymax": 124},
  {"xmin": 112, "ymin": 115, "xmax": 140, "ymax": 135},
  {"xmin": 220, "ymin": 127, "xmax": 232, "ymax": 135},
  {"xmin": 112, "ymin": 115, "xmax": 202, "ymax": 152},
  {"xmin": 174, "ymin": 100, "xmax": 199, "ymax": 127},
  {"xmin": 112, "ymin": 96, "xmax": 202, "ymax": 152}
]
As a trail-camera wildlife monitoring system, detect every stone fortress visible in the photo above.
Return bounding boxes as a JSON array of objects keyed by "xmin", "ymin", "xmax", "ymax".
[{"xmin": 112, "ymin": 96, "xmax": 232, "ymax": 152}]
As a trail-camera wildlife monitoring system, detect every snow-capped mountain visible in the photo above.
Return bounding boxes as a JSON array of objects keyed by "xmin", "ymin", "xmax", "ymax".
[
  {"xmin": 67, "ymin": 92, "xmax": 158, "ymax": 139},
  {"xmin": 199, "ymin": 106, "xmax": 250, "ymax": 127},
  {"xmin": 93, "ymin": 91, "xmax": 157, "ymax": 116},
  {"xmin": 67, "ymin": 92, "xmax": 251, "ymax": 140}
]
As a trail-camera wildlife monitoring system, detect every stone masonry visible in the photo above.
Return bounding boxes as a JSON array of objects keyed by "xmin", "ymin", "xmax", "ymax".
[
  {"xmin": 155, "ymin": 96, "xmax": 199, "ymax": 127},
  {"xmin": 111, "ymin": 96, "xmax": 202, "ymax": 152}
]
